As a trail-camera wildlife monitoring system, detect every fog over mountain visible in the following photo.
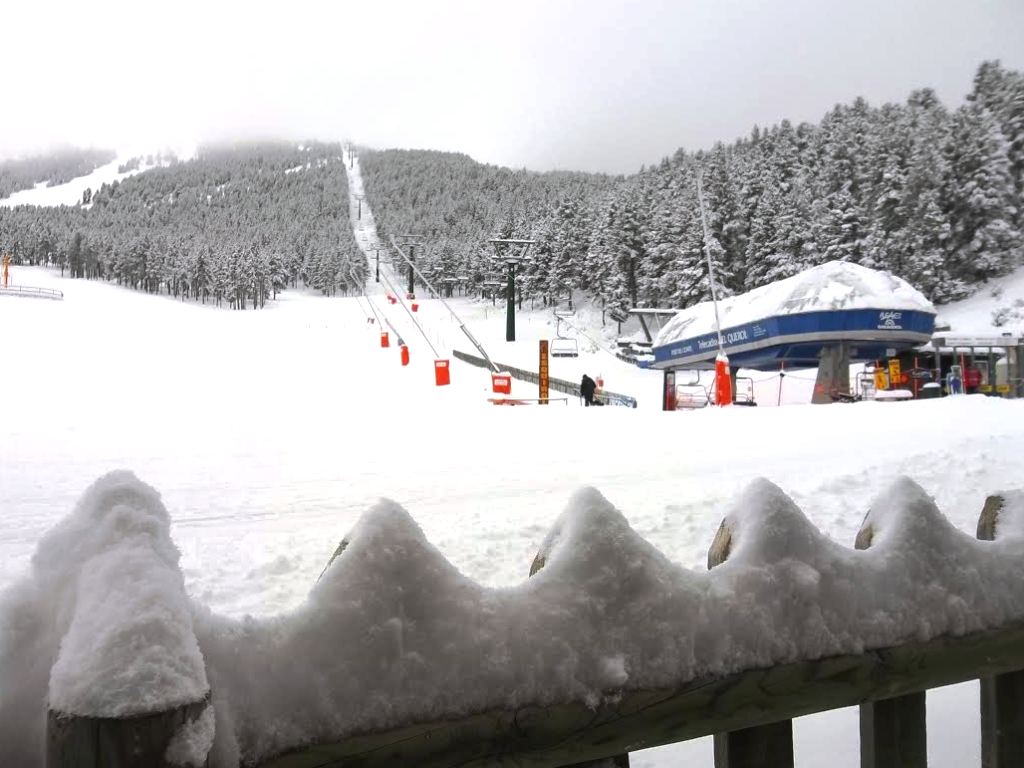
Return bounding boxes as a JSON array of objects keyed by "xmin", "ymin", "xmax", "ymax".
[{"xmin": 4, "ymin": 0, "xmax": 1023, "ymax": 173}]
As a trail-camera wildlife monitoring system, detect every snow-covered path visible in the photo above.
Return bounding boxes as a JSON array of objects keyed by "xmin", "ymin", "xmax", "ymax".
[
  {"xmin": 343, "ymin": 147, "xmax": 458, "ymax": 374},
  {"xmin": 343, "ymin": 148, "xmax": 389, "ymax": 292}
]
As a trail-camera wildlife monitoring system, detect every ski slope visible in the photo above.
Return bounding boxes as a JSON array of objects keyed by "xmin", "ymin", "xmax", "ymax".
[
  {"xmin": 936, "ymin": 265, "xmax": 1024, "ymax": 334},
  {"xmin": 2, "ymin": 262, "xmax": 1023, "ymax": 767},
  {"xmin": 341, "ymin": 148, "xmax": 816, "ymax": 409},
  {"xmin": 0, "ymin": 157, "xmax": 152, "ymax": 208}
]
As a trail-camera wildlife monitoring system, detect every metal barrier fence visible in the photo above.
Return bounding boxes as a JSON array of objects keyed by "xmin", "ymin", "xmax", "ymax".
[
  {"xmin": 452, "ymin": 349, "xmax": 638, "ymax": 408},
  {"xmin": 0, "ymin": 285, "xmax": 64, "ymax": 300}
]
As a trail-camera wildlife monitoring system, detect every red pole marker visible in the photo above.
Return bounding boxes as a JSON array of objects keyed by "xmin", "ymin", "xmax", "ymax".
[{"xmin": 715, "ymin": 353, "xmax": 732, "ymax": 406}]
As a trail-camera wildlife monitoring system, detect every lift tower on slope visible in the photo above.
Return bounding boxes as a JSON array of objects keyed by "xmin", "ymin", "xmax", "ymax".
[
  {"xmin": 488, "ymin": 238, "xmax": 535, "ymax": 342},
  {"xmin": 396, "ymin": 234, "xmax": 423, "ymax": 298}
]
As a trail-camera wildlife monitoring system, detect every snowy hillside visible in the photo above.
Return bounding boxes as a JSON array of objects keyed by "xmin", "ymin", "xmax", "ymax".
[
  {"xmin": 0, "ymin": 156, "xmax": 155, "ymax": 208},
  {"xmin": 936, "ymin": 264, "xmax": 1024, "ymax": 334}
]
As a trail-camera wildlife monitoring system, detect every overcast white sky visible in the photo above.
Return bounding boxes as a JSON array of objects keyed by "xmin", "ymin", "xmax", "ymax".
[{"xmin": 4, "ymin": 0, "xmax": 1024, "ymax": 173}]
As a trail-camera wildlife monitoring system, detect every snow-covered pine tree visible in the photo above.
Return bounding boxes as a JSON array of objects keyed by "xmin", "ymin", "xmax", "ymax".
[
  {"xmin": 862, "ymin": 103, "xmax": 911, "ymax": 273},
  {"xmin": 945, "ymin": 103, "xmax": 1021, "ymax": 284}
]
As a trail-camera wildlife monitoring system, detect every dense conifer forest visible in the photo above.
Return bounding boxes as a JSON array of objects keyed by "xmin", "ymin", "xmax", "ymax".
[
  {"xmin": 1, "ymin": 62, "xmax": 1020, "ymax": 313},
  {"xmin": 0, "ymin": 148, "xmax": 115, "ymax": 199},
  {"xmin": 362, "ymin": 61, "xmax": 1024, "ymax": 313},
  {"xmin": 0, "ymin": 142, "xmax": 363, "ymax": 308}
]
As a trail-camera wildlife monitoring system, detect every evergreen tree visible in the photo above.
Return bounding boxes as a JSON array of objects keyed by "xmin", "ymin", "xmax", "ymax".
[{"xmin": 945, "ymin": 104, "xmax": 1021, "ymax": 283}]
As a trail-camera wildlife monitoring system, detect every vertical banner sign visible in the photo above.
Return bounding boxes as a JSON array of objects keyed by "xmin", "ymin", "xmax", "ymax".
[
  {"xmin": 874, "ymin": 367, "xmax": 888, "ymax": 392},
  {"xmin": 888, "ymin": 358, "xmax": 902, "ymax": 387},
  {"xmin": 663, "ymin": 370, "xmax": 676, "ymax": 411},
  {"xmin": 539, "ymin": 340, "xmax": 550, "ymax": 404}
]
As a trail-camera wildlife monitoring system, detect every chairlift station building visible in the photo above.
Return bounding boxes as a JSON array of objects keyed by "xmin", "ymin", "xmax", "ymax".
[{"xmin": 647, "ymin": 262, "xmax": 943, "ymax": 402}]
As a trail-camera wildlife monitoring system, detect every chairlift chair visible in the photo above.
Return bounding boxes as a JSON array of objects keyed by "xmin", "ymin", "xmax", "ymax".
[
  {"xmin": 551, "ymin": 338, "xmax": 580, "ymax": 358},
  {"xmin": 553, "ymin": 304, "xmax": 575, "ymax": 318},
  {"xmin": 675, "ymin": 383, "xmax": 711, "ymax": 409},
  {"xmin": 673, "ymin": 372, "xmax": 712, "ymax": 409},
  {"xmin": 733, "ymin": 376, "xmax": 758, "ymax": 406},
  {"xmin": 551, "ymin": 315, "xmax": 579, "ymax": 358}
]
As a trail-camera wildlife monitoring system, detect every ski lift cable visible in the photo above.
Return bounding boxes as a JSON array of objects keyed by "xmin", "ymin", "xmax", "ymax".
[
  {"xmin": 388, "ymin": 235, "xmax": 500, "ymax": 373},
  {"xmin": 363, "ymin": 277, "xmax": 404, "ymax": 346},
  {"xmin": 372, "ymin": 297, "xmax": 405, "ymax": 346},
  {"xmin": 345, "ymin": 263, "xmax": 398, "ymax": 343},
  {"xmin": 364, "ymin": 295, "xmax": 384, "ymax": 326},
  {"xmin": 376, "ymin": 262, "xmax": 440, "ymax": 358},
  {"xmin": 353, "ymin": 294, "xmax": 373, "ymax": 322},
  {"xmin": 346, "ymin": 264, "xmax": 382, "ymax": 325}
]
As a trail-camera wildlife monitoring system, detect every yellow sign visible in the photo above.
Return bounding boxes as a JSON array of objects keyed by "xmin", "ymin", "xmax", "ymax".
[
  {"xmin": 888, "ymin": 359, "xmax": 901, "ymax": 385},
  {"xmin": 874, "ymin": 369, "xmax": 888, "ymax": 391},
  {"xmin": 538, "ymin": 340, "xmax": 550, "ymax": 404},
  {"xmin": 997, "ymin": 384, "xmax": 1011, "ymax": 394}
]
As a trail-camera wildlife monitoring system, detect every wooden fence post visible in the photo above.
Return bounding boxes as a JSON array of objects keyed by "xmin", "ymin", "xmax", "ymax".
[
  {"xmin": 854, "ymin": 520, "xmax": 927, "ymax": 768},
  {"xmin": 858, "ymin": 692, "xmax": 927, "ymax": 768},
  {"xmin": 707, "ymin": 521, "xmax": 795, "ymax": 768},
  {"xmin": 530, "ymin": 548, "xmax": 630, "ymax": 768},
  {"xmin": 46, "ymin": 695, "xmax": 211, "ymax": 768},
  {"xmin": 977, "ymin": 494, "xmax": 1024, "ymax": 768},
  {"xmin": 560, "ymin": 758, "xmax": 629, "ymax": 768}
]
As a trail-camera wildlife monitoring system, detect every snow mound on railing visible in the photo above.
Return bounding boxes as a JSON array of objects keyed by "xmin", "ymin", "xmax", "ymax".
[
  {"xmin": 3, "ymin": 473, "xmax": 1024, "ymax": 768},
  {"xmin": 0, "ymin": 471, "xmax": 208, "ymax": 763},
  {"xmin": 654, "ymin": 260, "xmax": 936, "ymax": 345},
  {"xmin": 194, "ymin": 478, "xmax": 1024, "ymax": 766}
]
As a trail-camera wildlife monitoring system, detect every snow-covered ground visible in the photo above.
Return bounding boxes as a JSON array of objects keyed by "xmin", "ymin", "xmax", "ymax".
[
  {"xmin": 936, "ymin": 266, "xmax": 1024, "ymax": 334},
  {"xmin": 2, "ymin": 258, "xmax": 1023, "ymax": 766}
]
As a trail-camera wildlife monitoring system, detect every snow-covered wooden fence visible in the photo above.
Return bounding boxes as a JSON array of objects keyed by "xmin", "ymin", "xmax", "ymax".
[{"xmin": 21, "ymin": 474, "xmax": 1024, "ymax": 768}]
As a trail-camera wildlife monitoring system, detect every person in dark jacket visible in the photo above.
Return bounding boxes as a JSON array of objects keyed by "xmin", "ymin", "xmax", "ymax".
[{"xmin": 580, "ymin": 374, "xmax": 603, "ymax": 406}]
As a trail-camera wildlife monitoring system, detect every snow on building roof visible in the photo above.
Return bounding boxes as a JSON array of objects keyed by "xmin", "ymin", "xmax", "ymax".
[{"xmin": 654, "ymin": 261, "xmax": 936, "ymax": 348}]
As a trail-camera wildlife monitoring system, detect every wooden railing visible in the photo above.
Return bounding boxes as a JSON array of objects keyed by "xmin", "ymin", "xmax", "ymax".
[{"xmin": 44, "ymin": 493, "xmax": 1024, "ymax": 768}]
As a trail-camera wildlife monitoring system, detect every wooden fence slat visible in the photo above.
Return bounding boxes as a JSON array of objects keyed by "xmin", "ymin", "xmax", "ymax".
[
  {"xmin": 46, "ymin": 695, "xmax": 211, "ymax": 768},
  {"xmin": 530, "ymin": 537, "xmax": 631, "ymax": 768},
  {"xmin": 981, "ymin": 671, "xmax": 1024, "ymax": 768},
  {"xmin": 708, "ymin": 520, "xmax": 795, "ymax": 768},
  {"xmin": 561, "ymin": 756, "xmax": 630, "ymax": 767},
  {"xmin": 977, "ymin": 494, "xmax": 1024, "ymax": 768},
  {"xmin": 714, "ymin": 721, "xmax": 794, "ymax": 768},
  {"xmin": 854, "ymin": 518, "xmax": 927, "ymax": 768},
  {"xmin": 859, "ymin": 691, "xmax": 927, "ymax": 768}
]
